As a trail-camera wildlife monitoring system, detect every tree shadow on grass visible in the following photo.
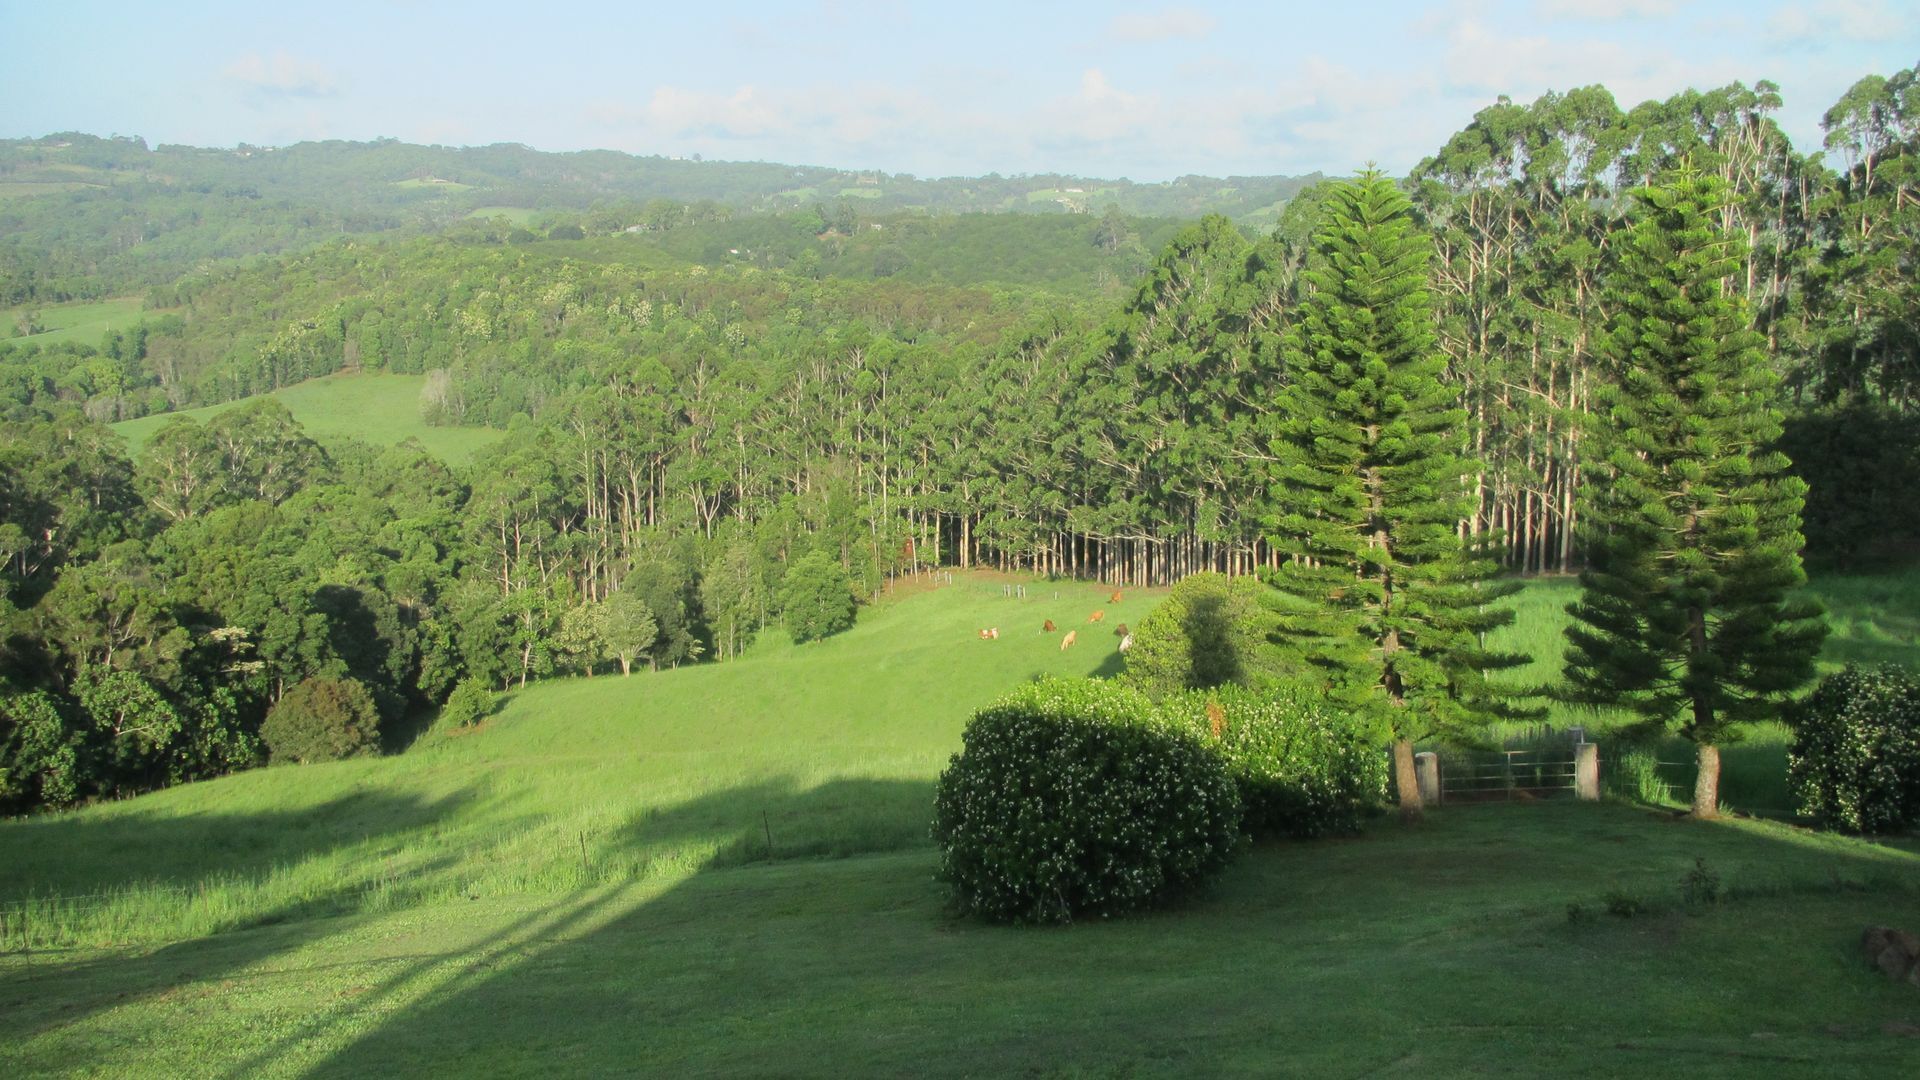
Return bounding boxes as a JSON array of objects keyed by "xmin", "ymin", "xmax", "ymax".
[
  {"xmin": 298, "ymin": 798, "xmax": 1920, "ymax": 1078},
  {"xmin": 195, "ymin": 774, "xmax": 936, "ymax": 1077},
  {"xmin": 15, "ymin": 784, "xmax": 1920, "ymax": 1076},
  {"xmin": 0, "ymin": 784, "xmax": 514, "ymax": 1066}
]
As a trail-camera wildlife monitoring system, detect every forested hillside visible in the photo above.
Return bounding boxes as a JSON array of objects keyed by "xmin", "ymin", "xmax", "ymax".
[
  {"xmin": 0, "ymin": 132, "xmax": 1313, "ymax": 303},
  {"xmin": 2, "ymin": 68, "xmax": 1917, "ymax": 815}
]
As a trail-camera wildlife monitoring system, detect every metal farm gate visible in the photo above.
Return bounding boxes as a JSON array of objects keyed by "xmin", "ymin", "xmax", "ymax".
[{"xmin": 1431, "ymin": 729, "xmax": 1595, "ymax": 803}]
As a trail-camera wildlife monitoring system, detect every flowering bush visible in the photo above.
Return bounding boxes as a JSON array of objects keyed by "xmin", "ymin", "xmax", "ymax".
[
  {"xmin": 932, "ymin": 679, "xmax": 1242, "ymax": 924},
  {"xmin": 1163, "ymin": 684, "xmax": 1387, "ymax": 839},
  {"xmin": 1789, "ymin": 663, "xmax": 1920, "ymax": 833}
]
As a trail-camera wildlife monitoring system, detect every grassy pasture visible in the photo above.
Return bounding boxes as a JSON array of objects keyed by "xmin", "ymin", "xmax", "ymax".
[
  {"xmin": 4, "ymin": 296, "xmax": 146, "ymax": 347},
  {"xmin": 393, "ymin": 177, "xmax": 472, "ymax": 191},
  {"xmin": 465, "ymin": 205, "xmax": 540, "ymax": 224},
  {"xmin": 0, "ymin": 575, "xmax": 1151, "ymax": 946},
  {"xmin": 111, "ymin": 372, "xmax": 504, "ymax": 465},
  {"xmin": 3, "ymin": 571, "xmax": 1919, "ymax": 1075}
]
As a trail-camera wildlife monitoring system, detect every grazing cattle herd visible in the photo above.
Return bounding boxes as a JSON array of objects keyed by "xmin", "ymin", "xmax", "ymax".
[{"xmin": 972, "ymin": 586, "xmax": 1130, "ymax": 659}]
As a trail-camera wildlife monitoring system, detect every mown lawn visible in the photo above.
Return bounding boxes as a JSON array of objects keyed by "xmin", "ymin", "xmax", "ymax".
[
  {"xmin": 3, "ymin": 803, "xmax": 1917, "ymax": 1077},
  {"xmin": 111, "ymin": 372, "xmax": 505, "ymax": 465}
]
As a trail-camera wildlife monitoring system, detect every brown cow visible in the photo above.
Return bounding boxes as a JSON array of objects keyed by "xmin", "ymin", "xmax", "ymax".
[
  {"xmin": 1089, "ymin": 610, "xmax": 1105, "ymax": 623},
  {"xmin": 1110, "ymin": 590, "xmax": 1123, "ymax": 604},
  {"xmin": 1060, "ymin": 630, "xmax": 1078, "ymax": 651},
  {"xmin": 1043, "ymin": 619, "xmax": 1056, "ymax": 632},
  {"xmin": 1112, "ymin": 622, "xmax": 1129, "ymax": 638},
  {"xmin": 977, "ymin": 628, "xmax": 993, "ymax": 640}
]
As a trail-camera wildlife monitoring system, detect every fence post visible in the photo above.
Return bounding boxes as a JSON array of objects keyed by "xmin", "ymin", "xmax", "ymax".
[
  {"xmin": 1575, "ymin": 742, "xmax": 1600, "ymax": 801},
  {"xmin": 1414, "ymin": 752, "xmax": 1440, "ymax": 806}
]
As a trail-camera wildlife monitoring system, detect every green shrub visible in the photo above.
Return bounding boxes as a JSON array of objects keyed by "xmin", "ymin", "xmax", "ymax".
[
  {"xmin": 1604, "ymin": 747, "xmax": 1674, "ymax": 806},
  {"xmin": 932, "ymin": 679, "xmax": 1242, "ymax": 924},
  {"xmin": 1122, "ymin": 572, "xmax": 1277, "ymax": 700},
  {"xmin": 781, "ymin": 550, "xmax": 856, "ymax": 643},
  {"xmin": 260, "ymin": 677, "xmax": 382, "ymax": 764},
  {"xmin": 1162, "ymin": 684, "xmax": 1387, "ymax": 838},
  {"xmin": 440, "ymin": 677, "xmax": 498, "ymax": 729},
  {"xmin": 1789, "ymin": 663, "xmax": 1920, "ymax": 833}
]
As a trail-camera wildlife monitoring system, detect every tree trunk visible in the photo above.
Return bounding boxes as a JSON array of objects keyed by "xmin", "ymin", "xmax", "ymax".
[
  {"xmin": 1691, "ymin": 743, "xmax": 1721, "ymax": 819},
  {"xmin": 1393, "ymin": 737, "xmax": 1424, "ymax": 822}
]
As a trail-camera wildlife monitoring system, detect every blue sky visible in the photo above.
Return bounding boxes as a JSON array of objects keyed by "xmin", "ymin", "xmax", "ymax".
[{"xmin": 2, "ymin": 1, "xmax": 1914, "ymax": 179}]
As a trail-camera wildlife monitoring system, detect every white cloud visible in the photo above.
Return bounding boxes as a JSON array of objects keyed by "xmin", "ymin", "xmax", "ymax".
[
  {"xmin": 222, "ymin": 51, "xmax": 339, "ymax": 98},
  {"xmin": 1440, "ymin": 18, "xmax": 1747, "ymax": 107},
  {"xmin": 1108, "ymin": 7, "xmax": 1218, "ymax": 43},
  {"xmin": 641, "ymin": 85, "xmax": 783, "ymax": 139},
  {"xmin": 1767, "ymin": 0, "xmax": 1905, "ymax": 46},
  {"xmin": 1534, "ymin": 0, "xmax": 1683, "ymax": 19}
]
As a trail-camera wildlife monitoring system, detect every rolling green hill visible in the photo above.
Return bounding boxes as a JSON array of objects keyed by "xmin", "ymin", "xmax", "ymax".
[
  {"xmin": 111, "ymin": 372, "xmax": 504, "ymax": 464},
  {"xmin": 3, "ymin": 573, "xmax": 1919, "ymax": 1075}
]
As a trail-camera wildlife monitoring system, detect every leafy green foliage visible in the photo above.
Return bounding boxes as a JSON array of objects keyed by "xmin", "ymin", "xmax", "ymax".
[
  {"xmin": 1122, "ymin": 572, "xmax": 1277, "ymax": 700},
  {"xmin": 1162, "ymin": 685, "xmax": 1387, "ymax": 839},
  {"xmin": 931, "ymin": 679, "xmax": 1242, "ymax": 924},
  {"xmin": 1789, "ymin": 664, "xmax": 1920, "ymax": 833},
  {"xmin": 1779, "ymin": 405, "xmax": 1920, "ymax": 568},
  {"xmin": 619, "ymin": 558, "xmax": 702, "ymax": 670},
  {"xmin": 1563, "ymin": 168, "xmax": 1828, "ymax": 813},
  {"xmin": 260, "ymin": 677, "xmax": 382, "ymax": 764},
  {"xmin": 0, "ymin": 689, "xmax": 85, "ymax": 812},
  {"xmin": 439, "ymin": 677, "xmax": 497, "ymax": 729},
  {"xmin": 780, "ymin": 551, "xmax": 855, "ymax": 644}
]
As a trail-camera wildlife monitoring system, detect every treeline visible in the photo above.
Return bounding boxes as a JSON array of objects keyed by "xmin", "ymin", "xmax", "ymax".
[
  {"xmin": 1413, "ymin": 74, "xmax": 1918, "ymax": 570},
  {"xmin": 0, "ymin": 395, "xmax": 902, "ymax": 812},
  {"xmin": 12, "ymin": 71, "xmax": 1917, "ymax": 577}
]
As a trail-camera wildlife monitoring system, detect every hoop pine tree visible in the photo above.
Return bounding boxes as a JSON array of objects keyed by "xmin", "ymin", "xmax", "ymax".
[
  {"xmin": 1264, "ymin": 170, "xmax": 1528, "ymax": 820},
  {"xmin": 1563, "ymin": 167, "xmax": 1827, "ymax": 818}
]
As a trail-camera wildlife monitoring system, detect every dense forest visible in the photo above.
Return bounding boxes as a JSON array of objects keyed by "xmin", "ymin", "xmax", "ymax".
[{"xmin": 1, "ymin": 67, "xmax": 1917, "ymax": 813}]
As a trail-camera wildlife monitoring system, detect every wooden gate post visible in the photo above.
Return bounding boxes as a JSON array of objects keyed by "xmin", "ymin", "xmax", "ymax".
[
  {"xmin": 1414, "ymin": 752, "xmax": 1440, "ymax": 807},
  {"xmin": 1575, "ymin": 742, "xmax": 1600, "ymax": 801}
]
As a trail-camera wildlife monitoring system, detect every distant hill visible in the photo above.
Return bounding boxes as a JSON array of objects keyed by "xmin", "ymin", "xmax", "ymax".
[{"xmin": 0, "ymin": 132, "xmax": 1321, "ymax": 303}]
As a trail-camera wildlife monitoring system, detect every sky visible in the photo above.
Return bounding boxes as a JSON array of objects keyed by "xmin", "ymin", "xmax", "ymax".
[{"xmin": 2, "ymin": 1, "xmax": 1915, "ymax": 181}]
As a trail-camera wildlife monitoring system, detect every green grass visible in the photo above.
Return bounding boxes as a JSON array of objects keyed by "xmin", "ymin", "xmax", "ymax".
[
  {"xmin": 0, "ymin": 574, "xmax": 1148, "ymax": 947},
  {"xmin": 4, "ymin": 296, "xmax": 147, "ymax": 347},
  {"xmin": 111, "ymin": 373, "xmax": 504, "ymax": 465},
  {"xmin": 4, "ymin": 806, "xmax": 1917, "ymax": 1075},
  {"xmin": 393, "ymin": 177, "xmax": 472, "ymax": 191},
  {"xmin": 5, "ymin": 572, "xmax": 1920, "ymax": 1075},
  {"xmin": 465, "ymin": 205, "xmax": 540, "ymax": 224},
  {"xmin": 836, "ymin": 187, "xmax": 882, "ymax": 198}
]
